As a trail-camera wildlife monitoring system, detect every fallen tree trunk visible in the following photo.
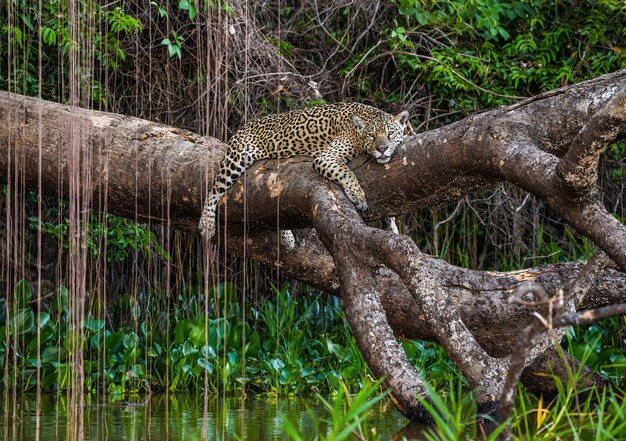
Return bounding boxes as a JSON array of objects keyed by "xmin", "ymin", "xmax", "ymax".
[{"xmin": 1, "ymin": 70, "xmax": 625, "ymax": 420}]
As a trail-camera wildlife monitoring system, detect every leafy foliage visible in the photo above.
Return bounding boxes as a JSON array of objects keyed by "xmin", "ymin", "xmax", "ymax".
[
  {"xmin": 161, "ymin": 31, "xmax": 184, "ymax": 60},
  {"xmin": 410, "ymin": 375, "xmax": 626, "ymax": 440},
  {"xmin": 0, "ymin": 280, "xmax": 370, "ymax": 397},
  {"xmin": 28, "ymin": 204, "xmax": 167, "ymax": 262},
  {"xmin": 372, "ymin": 0, "xmax": 626, "ymax": 112},
  {"xmin": 0, "ymin": 0, "xmax": 142, "ymax": 101},
  {"xmin": 565, "ymin": 317, "xmax": 626, "ymax": 386}
]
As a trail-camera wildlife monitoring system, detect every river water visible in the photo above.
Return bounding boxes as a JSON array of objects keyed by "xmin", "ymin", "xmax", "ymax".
[{"xmin": 2, "ymin": 393, "xmax": 430, "ymax": 440}]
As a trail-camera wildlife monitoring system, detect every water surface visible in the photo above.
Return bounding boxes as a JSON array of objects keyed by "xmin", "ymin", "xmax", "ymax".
[{"xmin": 2, "ymin": 393, "xmax": 429, "ymax": 440}]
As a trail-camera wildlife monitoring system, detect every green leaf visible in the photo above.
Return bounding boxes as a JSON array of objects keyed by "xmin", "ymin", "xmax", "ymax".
[
  {"xmin": 202, "ymin": 345, "xmax": 216, "ymax": 360},
  {"xmin": 122, "ymin": 332, "xmax": 139, "ymax": 349},
  {"xmin": 105, "ymin": 331, "xmax": 125, "ymax": 353},
  {"xmin": 169, "ymin": 45, "xmax": 182, "ymax": 59},
  {"xmin": 41, "ymin": 27, "xmax": 57, "ymax": 45},
  {"xmin": 20, "ymin": 14, "xmax": 34, "ymax": 31},
  {"xmin": 182, "ymin": 340, "xmax": 197, "ymax": 356},
  {"xmin": 130, "ymin": 363, "xmax": 146, "ymax": 378},
  {"xmin": 14, "ymin": 279, "xmax": 32, "ymax": 308},
  {"xmin": 189, "ymin": 323, "xmax": 206, "ymax": 346},
  {"xmin": 326, "ymin": 336, "xmax": 346, "ymax": 358},
  {"xmin": 174, "ymin": 319, "xmax": 193, "ymax": 344},
  {"xmin": 84, "ymin": 318, "xmax": 105, "ymax": 333},
  {"xmin": 179, "ymin": 0, "xmax": 198, "ymax": 20},
  {"xmin": 197, "ymin": 358, "xmax": 214, "ymax": 374},
  {"xmin": 148, "ymin": 345, "xmax": 161, "ymax": 357},
  {"xmin": 38, "ymin": 312, "xmax": 50, "ymax": 329},
  {"xmin": 415, "ymin": 11, "xmax": 428, "ymax": 26},
  {"xmin": 10, "ymin": 308, "xmax": 34, "ymax": 336},
  {"xmin": 227, "ymin": 351, "xmax": 238, "ymax": 365},
  {"xmin": 269, "ymin": 358, "xmax": 285, "ymax": 371},
  {"xmin": 279, "ymin": 363, "xmax": 302, "ymax": 384},
  {"xmin": 41, "ymin": 346, "xmax": 67, "ymax": 363},
  {"xmin": 123, "ymin": 345, "xmax": 140, "ymax": 363},
  {"xmin": 188, "ymin": 6, "xmax": 197, "ymax": 20}
]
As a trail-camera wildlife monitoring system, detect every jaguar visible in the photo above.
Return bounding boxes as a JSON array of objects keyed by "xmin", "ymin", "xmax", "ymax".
[{"xmin": 199, "ymin": 102, "xmax": 409, "ymax": 249}]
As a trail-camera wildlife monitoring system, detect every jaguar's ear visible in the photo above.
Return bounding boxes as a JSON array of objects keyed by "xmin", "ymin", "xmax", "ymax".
[
  {"xmin": 353, "ymin": 115, "xmax": 366, "ymax": 133},
  {"xmin": 395, "ymin": 110, "xmax": 410, "ymax": 127}
]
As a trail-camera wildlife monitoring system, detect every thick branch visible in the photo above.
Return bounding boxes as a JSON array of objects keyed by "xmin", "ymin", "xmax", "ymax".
[
  {"xmin": 2, "ymin": 71, "xmax": 624, "ymax": 234},
  {"xmin": 364, "ymin": 229, "xmax": 509, "ymax": 407},
  {"xmin": 308, "ymin": 185, "xmax": 437, "ymax": 420},
  {"xmin": 231, "ymin": 229, "xmax": 625, "ymax": 346},
  {"xmin": 556, "ymin": 85, "xmax": 626, "ymax": 192}
]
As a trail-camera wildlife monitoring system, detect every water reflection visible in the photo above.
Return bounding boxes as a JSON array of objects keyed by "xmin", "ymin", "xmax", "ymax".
[{"xmin": 2, "ymin": 393, "xmax": 431, "ymax": 440}]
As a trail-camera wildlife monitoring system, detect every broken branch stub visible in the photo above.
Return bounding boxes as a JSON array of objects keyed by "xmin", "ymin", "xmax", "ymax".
[{"xmin": 498, "ymin": 254, "xmax": 614, "ymax": 439}]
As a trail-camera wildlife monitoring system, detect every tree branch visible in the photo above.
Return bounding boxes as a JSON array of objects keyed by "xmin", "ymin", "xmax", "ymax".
[{"xmin": 556, "ymin": 85, "xmax": 626, "ymax": 192}]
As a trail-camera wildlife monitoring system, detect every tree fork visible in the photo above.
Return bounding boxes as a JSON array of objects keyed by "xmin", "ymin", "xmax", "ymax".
[{"xmin": 309, "ymin": 188, "xmax": 510, "ymax": 419}]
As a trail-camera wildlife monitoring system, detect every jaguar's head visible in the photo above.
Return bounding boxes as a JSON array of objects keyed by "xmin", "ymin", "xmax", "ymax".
[{"xmin": 353, "ymin": 110, "xmax": 410, "ymax": 164}]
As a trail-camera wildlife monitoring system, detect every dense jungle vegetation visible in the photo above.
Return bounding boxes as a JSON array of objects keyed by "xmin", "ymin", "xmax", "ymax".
[{"xmin": 1, "ymin": 0, "xmax": 626, "ymax": 438}]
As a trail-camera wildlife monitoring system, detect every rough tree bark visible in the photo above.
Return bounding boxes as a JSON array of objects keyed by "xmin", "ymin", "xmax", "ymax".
[{"xmin": 1, "ymin": 70, "xmax": 625, "ymax": 421}]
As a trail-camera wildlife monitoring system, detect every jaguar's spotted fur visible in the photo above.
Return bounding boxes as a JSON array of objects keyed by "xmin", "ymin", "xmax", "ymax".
[{"xmin": 199, "ymin": 103, "xmax": 409, "ymax": 249}]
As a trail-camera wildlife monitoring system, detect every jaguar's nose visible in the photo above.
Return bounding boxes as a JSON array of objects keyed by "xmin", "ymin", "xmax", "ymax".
[{"xmin": 377, "ymin": 144, "xmax": 387, "ymax": 154}]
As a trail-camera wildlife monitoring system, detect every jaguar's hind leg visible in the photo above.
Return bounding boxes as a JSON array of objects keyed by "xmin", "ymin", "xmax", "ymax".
[
  {"xmin": 279, "ymin": 230, "xmax": 295, "ymax": 251},
  {"xmin": 382, "ymin": 217, "xmax": 399, "ymax": 234}
]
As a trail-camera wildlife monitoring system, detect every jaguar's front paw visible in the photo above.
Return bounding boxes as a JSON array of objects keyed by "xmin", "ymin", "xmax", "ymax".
[
  {"xmin": 344, "ymin": 188, "xmax": 368, "ymax": 212},
  {"xmin": 353, "ymin": 199, "xmax": 368, "ymax": 211}
]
